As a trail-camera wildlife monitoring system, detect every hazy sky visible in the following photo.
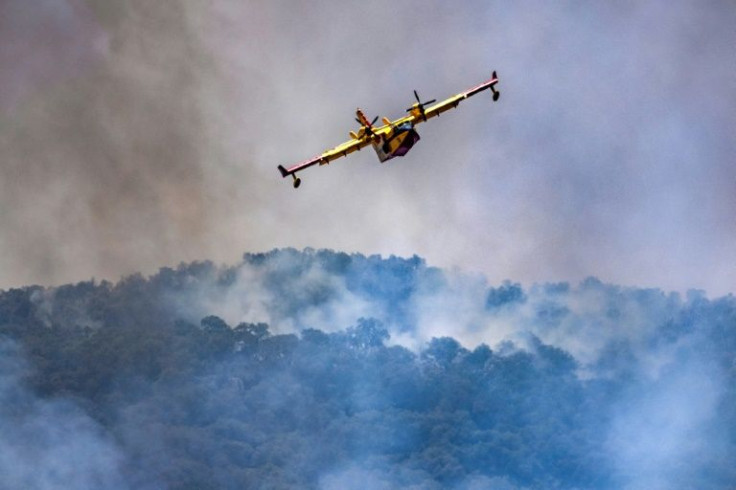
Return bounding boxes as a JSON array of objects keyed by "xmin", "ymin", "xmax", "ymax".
[{"xmin": 1, "ymin": 0, "xmax": 734, "ymax": 295}]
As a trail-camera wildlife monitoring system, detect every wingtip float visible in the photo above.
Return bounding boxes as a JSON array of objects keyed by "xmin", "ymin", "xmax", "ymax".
[{"xmin": 278, "ymin": 71, "xmax": 500, "ymax": 189}]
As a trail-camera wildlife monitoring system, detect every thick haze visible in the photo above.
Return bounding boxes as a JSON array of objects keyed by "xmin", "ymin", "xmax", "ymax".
[
  {"xmin": 1, "ymin": 0, "xmax": 734, "ymax": 295},
  {"xmin": 1, "ymin": 250, "xmax": 734, "ymax": 488}
]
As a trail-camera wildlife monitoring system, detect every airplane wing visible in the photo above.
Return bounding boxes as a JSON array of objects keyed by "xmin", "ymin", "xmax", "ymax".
[
  {"xmin": 278, "ymin": 135, "xmax": 374, "ymax": 181},
  {"xmin": 278, "ymin": 71, "xmax": 499, "ymax": 187},
  {"xmin": 415, "ymin": 72, "xmax": 500, "ymax": 124}
]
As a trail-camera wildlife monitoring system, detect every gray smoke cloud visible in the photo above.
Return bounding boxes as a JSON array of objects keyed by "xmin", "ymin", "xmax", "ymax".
[{"xmin": 1, "ymin": 0, "xmax": 734, "ymax": 295}]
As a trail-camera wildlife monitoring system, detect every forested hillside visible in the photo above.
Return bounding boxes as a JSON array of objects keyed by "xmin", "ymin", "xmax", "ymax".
[{"xmin": 1, "ymin": 249, "xmax": 734, "ymax": 489}]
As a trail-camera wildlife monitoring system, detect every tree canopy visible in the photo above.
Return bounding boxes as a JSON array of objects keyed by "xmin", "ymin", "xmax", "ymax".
[{"xmin": 0, "ymin": 249, "xmax": 734, "ymax": 489}]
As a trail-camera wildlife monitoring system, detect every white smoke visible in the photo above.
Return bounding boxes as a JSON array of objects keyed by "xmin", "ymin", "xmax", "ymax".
[{"xmin": 0, "ymin": 340, "xmax": 131, "ymax": 490}]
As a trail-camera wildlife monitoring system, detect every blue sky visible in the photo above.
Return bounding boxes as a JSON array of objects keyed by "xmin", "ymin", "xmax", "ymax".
[{"xmin": 1, "ymin": 0, "xmax": 734, "ymax": 295}]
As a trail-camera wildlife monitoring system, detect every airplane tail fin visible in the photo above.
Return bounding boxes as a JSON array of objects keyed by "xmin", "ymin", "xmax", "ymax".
[{"xmin": 278, "ymin": 164, "xmax": 290, "ymax": 178}]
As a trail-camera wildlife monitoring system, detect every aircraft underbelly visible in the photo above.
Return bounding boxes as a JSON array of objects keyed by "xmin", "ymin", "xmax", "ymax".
[{"xmin": 372, "ymin": 128, "xmax": 420, "ymax": 163}]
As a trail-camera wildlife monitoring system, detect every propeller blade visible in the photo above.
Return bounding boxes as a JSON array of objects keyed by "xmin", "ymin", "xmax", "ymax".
[
  {"xmin": 356, "ymin": 115, "xmax": 379, "ymax": 127},
  {"xmin": 407, "ymin": 89, "xmax": 436, "ymax": 112}
]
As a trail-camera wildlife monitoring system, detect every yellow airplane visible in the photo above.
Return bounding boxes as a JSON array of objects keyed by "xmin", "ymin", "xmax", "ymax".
[{"xmin": 278, "ymin": 71, "xmax": 500, "ymax": 188}]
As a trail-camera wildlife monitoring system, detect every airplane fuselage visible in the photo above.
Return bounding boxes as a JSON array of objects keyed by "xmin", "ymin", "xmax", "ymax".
[{"xmin": 372, "ymin": 122, "xmax": 420, "ymax": 162}]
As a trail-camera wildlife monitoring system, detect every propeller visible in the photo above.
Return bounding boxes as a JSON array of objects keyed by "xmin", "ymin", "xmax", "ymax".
[
  {"xmin": 406, "ymin": 90, "xmax": 436, "ymax": 113},
  {"xmin": 355, "ymin": 115, "xmax": 379, "ymax": 127},
  {"xmin": 354, "ymin": 115, "xmax": 379, "ymax": 138}
]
